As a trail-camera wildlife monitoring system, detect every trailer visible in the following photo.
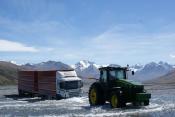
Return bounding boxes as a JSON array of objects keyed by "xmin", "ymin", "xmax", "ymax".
[{"xmin": 18, "ymin": 70, "xmax": 83, "ymax": 99}]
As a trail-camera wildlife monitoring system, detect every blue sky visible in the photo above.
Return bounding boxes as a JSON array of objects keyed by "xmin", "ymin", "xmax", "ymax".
[{"xmin": 0, "ymin": 0, "xmax": 175, "ymax": 65}]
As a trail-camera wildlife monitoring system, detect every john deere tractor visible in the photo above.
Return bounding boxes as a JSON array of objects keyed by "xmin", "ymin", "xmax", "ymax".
[{"xmin": 89, "ymin": 66, "xmax": 151, "ymax": 108}]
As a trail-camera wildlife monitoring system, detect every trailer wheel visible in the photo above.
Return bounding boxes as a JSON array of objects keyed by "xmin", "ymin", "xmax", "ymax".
[
  {"xmin": 56, "ymin": 94, "xmax": 62, "ymax": 100},
  {"xmin": 18, "ymin": 90, "xmax": 25, "ymax": 96},
  {"xmin": 110, "ymin": 92, "xmax": 120, "ymax": 108},
  {"xmin": 89, "ymin": 83, "xmax": 105, "ymax": 106}
]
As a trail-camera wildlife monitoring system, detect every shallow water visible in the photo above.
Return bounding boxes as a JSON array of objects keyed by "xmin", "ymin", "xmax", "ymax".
[{"xmin": 0, "ymin": 86, "xmax": 175, "ymax": 117}]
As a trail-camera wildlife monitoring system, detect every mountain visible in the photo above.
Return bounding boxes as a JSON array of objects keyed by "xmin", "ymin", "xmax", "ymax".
[
  {"xmin": 75, "ymin": 60, "xmax": 100, "ymax": 79},
  {"xmin": 21, "ymin": 61, "xmax": 73, "ymax": 71},
  {"xmin": 0, "ymin": 60, "xmax": 174, "ymax": 85},
  {"xmin": 0, "ymin": 60, "xmax": 73, "ymax": 85},
  {"xmin": 74, "ymin": 60, "xmax": 174, "ymax": 81},
  {"xmin": 130, "ymin": 64, "xmax": 143, "ymax": 72},
  {"xmin": 144, "ymin": 70, "xmax": 175, "ymax": 84},
  {"xmin": 0, "ymin": 61, "xmax": 19, "ymax": 85},
  {"xmin": 74, "ymin": 60, "xmax": 122, "ymax": 79},
  {"xmin": 130, "ymin": 61, "xmax": 174, "ymax": 82}
]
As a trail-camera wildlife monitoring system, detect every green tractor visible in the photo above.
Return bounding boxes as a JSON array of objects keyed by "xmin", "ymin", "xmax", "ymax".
[{"xmin": 88, "ymin": 66, "xmax": 151, "ymax": 108}]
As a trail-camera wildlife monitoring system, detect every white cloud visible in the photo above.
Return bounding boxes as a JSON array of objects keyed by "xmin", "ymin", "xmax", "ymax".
[
  {"xmin": 0, "ymin": 39, "xmax": 38, "ymax": 52},
  {"xmin": 88, "ymin": 24, "xmax": 175, "ymax": 53},
  {"xmin": 170, "ymin": 54, "xmax": 175, "ymax": 58},
  {"xmin": 39, "ymin": 47, "xmax": 54, "ymax": 52},
  {"xmin": 77, "ymin": 24, "xmax": 175, "ymax": 64},
  {"xmin": 51, "ymin": 23, "xmax": 175, "ymax": 65}
]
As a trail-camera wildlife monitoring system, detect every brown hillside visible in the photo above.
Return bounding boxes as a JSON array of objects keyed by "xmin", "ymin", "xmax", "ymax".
[
  {"xmin": 145, "ymin": 70, "xmax": 175, "ymax": 84},
  {"xmin": 0, "ymin": 61, "xmax": 19, "ymax": 85}
]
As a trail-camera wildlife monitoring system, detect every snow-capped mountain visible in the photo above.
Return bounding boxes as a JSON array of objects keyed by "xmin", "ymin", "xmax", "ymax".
[
  {"xmin": 21, "ymin": 60, "xmax": 174, "ymax": 82},
  {"xmin": 75, "ymin": 60, "xmax": 100, "ymax": 79},
  {"xmin": 74, "ymin": 60, "xmax": 122, "ymax": 79},
  {"xmin": 21, "ymin": 61, "xmax": 73, "ymax": 71},
  {"xmin": 130, "ymin": 64, "xmax": 144, "ymax": 72},
  {"xmin": 75, "ymin": 60, "xmax": 95, "ymax": 69},
  {"xmin": 173, "ymin": 65, "xmax": 175, "ymax": 68},
  {"xmin": 130, "ymin": 61, "xmax": 174, "ymax": 81},
  {"xmin": 75, "ymin": 60, "xmax": 174, "ymax": 82}
]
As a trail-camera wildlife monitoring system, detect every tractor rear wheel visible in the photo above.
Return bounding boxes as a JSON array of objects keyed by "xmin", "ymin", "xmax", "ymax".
[
  {"xmin": 144, "ymin": 100, "xmax": 149, "ymax": 106},
  {"xmin": 110, "ymin": 92, "xmax": 120, "ymax": 108},
  {"xmin": 89, "ymin": 83, "xmax": 105, "ymax": 106}
]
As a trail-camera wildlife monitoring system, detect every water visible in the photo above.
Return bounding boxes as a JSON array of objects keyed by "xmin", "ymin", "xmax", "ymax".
[{"xmin": 0, "ymin": 86, "xmax": 175, "ymax": 117}]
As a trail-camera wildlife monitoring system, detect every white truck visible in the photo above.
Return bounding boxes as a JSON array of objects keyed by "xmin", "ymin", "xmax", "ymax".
[{"xmin": 56, "ymin": 70, "xmax": 83, "ymax": 99}]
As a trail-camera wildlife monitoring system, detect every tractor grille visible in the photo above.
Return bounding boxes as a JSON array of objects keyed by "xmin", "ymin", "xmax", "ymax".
[{"xmin": 133, "ymin": 86, "xmax": 144, "ymax": 93}]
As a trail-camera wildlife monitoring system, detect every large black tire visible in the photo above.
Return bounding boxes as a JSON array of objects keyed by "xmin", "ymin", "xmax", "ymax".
[
  {"xmin": 110, "ymin": 92, "xmax": 121, "ymax": 108},
  {"xmin": 144, "ymin": 100, "xmax": 149, "ymax": 106},
  {"xmin": 18, "ymin": 89, "xmax": 25, "ymax": 96},
  {"xmin": 121, "ymin": 100, "xmax": 126, "ymax": 107},
  {"xmin": 56, "ymin": 94, "xmax": 63, "ymax": 100},
  {"xmin": 88, "ymin": 82, "xmax": 105, "ymax": 106},
  {"xmin": 120, "ymin": 94, "xmax": 126, "ymax": 107}
]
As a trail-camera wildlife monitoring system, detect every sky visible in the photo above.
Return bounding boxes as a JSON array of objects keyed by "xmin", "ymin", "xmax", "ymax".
[{"xmin": 0, "ymin": 0, "xmax": 175, "ymax": 65}]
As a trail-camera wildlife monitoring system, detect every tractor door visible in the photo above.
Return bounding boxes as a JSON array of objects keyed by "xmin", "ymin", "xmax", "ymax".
[
  {"xmin": 100, "ymin": 70, "xmax": 109, "ymax": 98},
  {"xmin": 100, "ymin": 70, "xmax": 107, "ymax": 83}
]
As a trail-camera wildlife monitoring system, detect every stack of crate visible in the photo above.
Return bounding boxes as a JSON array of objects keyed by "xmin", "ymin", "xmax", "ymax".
[
  {"xmin": 18, "ymin": 71, "xmax": 38, "ymax": 93},
  {"xmin": 37, "ymin": 71, "xmax": 57, "ymax": 98}
]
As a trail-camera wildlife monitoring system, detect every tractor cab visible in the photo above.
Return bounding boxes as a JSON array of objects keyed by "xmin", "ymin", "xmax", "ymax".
[
  {"xmin": 99, "ymin": 66, "xmax": 129, "ymax": 88},
  {"xmin": 99, "ymin": 67, "xmax": 128, "ymax": 83},
  {"xmin": 88, "ymin": 66, "xmax": 151, "ymax": 108}
]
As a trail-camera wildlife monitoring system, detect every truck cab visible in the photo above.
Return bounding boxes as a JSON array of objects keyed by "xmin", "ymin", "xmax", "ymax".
[{"xmin": 56, "ymin": 70, "xmax": 83, "ymax": 99}]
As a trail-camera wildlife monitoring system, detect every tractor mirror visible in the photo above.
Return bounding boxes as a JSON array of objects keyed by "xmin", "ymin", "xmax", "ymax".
[{"xmin": 132, "ymin": 71, "xmax": 134, "ymax": 75}]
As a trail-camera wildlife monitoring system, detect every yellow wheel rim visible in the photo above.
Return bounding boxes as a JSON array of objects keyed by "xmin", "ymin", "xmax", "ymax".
[
  {"xmin": 90, "ymin": 88, "xmax": 97, "ymax": 104},
  {"xmin": 111, "ymin": 94, "xmax": 118, "ymax": 108}
]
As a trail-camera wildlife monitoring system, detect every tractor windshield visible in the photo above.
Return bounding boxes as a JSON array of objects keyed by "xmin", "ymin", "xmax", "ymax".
[{"xmin": 109, "ymin": 69, "xmax": 126, "ymax": 80}]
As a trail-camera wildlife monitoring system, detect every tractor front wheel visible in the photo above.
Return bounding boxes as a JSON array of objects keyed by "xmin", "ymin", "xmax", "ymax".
[
  {"xmin": 110, "ymin": 92, "xmax": 120, "ymax": 108},
  {"xmin": 89, "ymin": 83, "xmax": 105, "ymax": 106}
]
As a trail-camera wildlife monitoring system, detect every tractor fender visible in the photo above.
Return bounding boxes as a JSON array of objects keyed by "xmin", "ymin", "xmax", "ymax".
[{"xmin": 91, "ymin": 82, "xmax": 103, "ymax": 90}]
